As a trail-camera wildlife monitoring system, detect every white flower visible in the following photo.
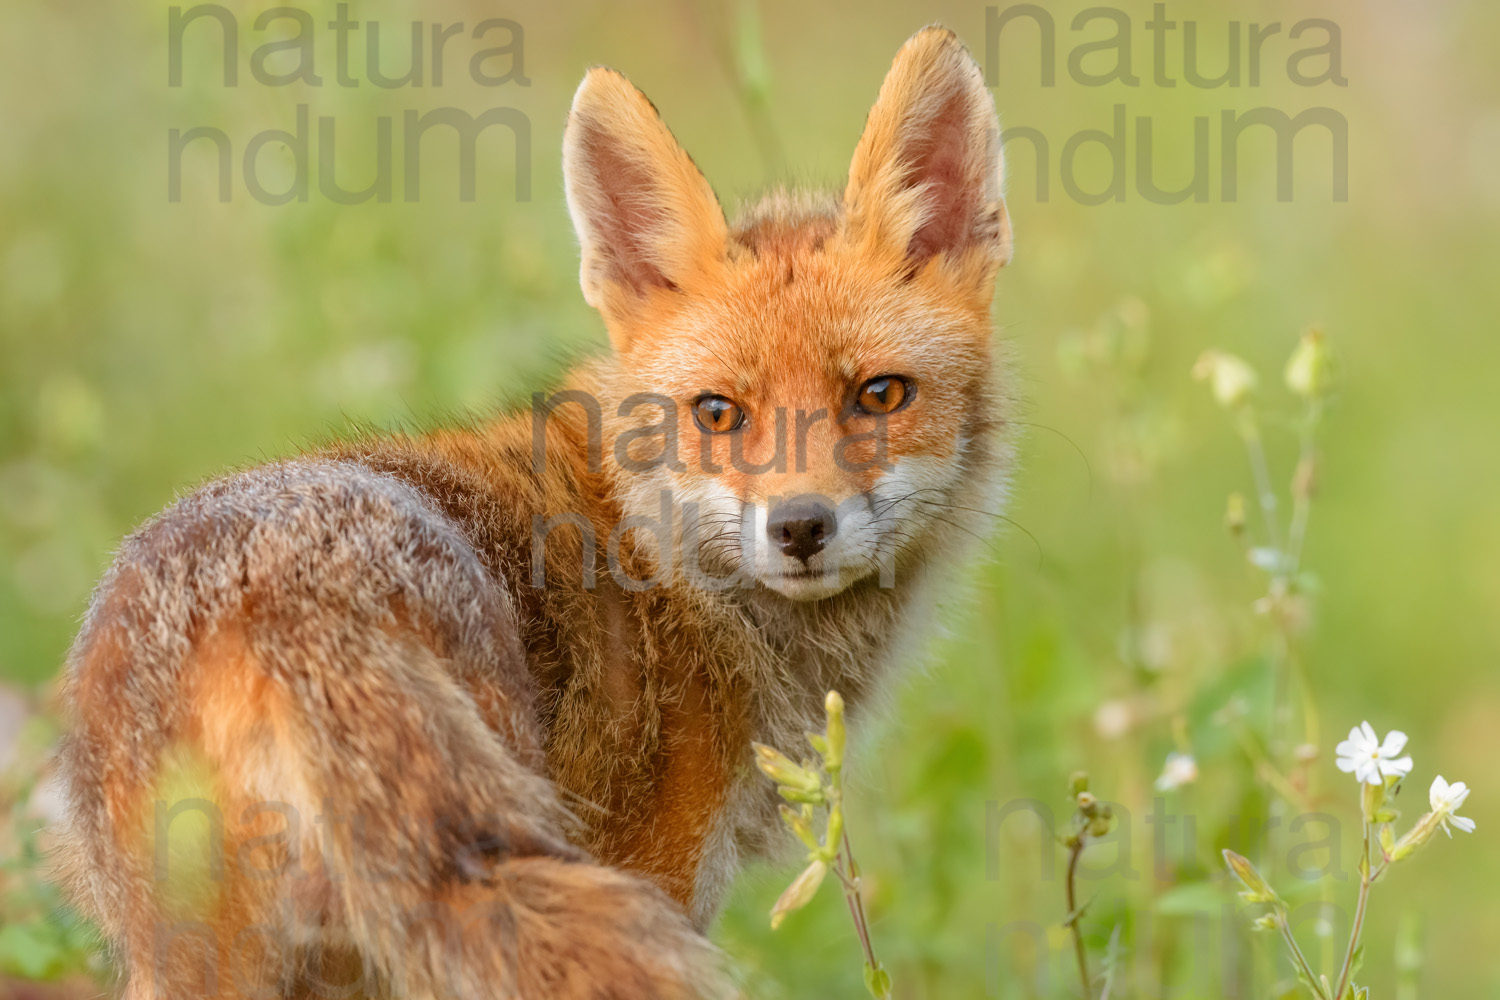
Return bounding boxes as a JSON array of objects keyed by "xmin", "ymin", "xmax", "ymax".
[
  {"xmin": 1155, "ymin": 752, "xmax": 1199, "ymax": 792},
  {"xmin": 1093, "ymin": 699, "xmax": 1133, "ymax": 740},
  {"xmin": 1334, "ymin": 722, "xmax": 1413, "ymax": 786},
  {"xmin": 1429, "ymin": 775, "xmax": 1476, "ymax": 836},
  {"xmin": 1193, "ymin": 350, "xmax": 1258, "ymax": 409}
]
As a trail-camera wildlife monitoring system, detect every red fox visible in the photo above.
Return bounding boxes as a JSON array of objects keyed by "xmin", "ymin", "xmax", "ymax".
[{"xmin": 54, "ymin": 26, "xmax": 1012, "ymax": 999}]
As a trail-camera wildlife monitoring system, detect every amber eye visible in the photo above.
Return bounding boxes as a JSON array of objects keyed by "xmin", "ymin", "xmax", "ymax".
[
  {"xmin": 693, "ymin": 395, "xmax": 745, "ymax": 433},
  {"xmin": 856, "ymin": 376, "xmax": 911, "ymax": 415}
]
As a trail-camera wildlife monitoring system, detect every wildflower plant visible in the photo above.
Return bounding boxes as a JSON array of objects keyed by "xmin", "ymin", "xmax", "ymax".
[
  {"xmin": 753, "ymin": 691, "xmax": 891, "ymax": 999},
  {"xmin": 1224, "ymin": 722, "xmax": 1476, "ymax": 999},
  {"xmin": 1193, "ymin": 327, "xmax": 1335, "ymax": 762},
  {"xmin": 1060, "ymin": 772, "xmax": 1116, "ymax": 999}
]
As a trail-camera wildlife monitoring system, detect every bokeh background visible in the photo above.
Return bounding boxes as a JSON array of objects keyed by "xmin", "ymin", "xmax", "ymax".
[{"xmin": 2, "ymin": 0, "xmax": 1498, "ymax": 996}]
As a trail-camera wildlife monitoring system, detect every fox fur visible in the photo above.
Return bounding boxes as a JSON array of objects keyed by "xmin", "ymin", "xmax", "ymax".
[{"xmin": 53, "ymin": 26, "xmax": 1013, "ymax": 1000}]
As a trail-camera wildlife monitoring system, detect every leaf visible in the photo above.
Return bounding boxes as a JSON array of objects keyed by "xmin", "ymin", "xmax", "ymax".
[
  {"xmin": 1154, "ymin": 881, "xmax": 1227, "ymax": 916},
  {"xmin": 863, "ymin": 961, "xmax": 892, "ymax": 999},
  {"xmin": 0, "ymin": 922, "xmax": 66, "ymax": 981},
  {"xmin": 1062, "ymin": 890, "xmax": 1098, "ymax": 927}
]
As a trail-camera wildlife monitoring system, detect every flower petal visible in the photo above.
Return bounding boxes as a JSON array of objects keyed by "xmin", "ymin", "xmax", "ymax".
[
  {"xmin": 1360, "ymin": 721, "xmax": 1378, "ymax": 745},
  {"xmin": 1451, "ymin": 815, "xmax": 1476, "ymax": 833},
  {"xmin": 1382, "ymin": 755, "xmax": 1413, "ymax": 777},
  {"xmin": 1335, "ymin": 739, "xmax": 1359, "ymax": 759},
  {"xmin": 1380, "ymin": 730, "xmax": 1408, "ymax": 757},
  {"xmin": 1336, "ymin": 755, "xmax": 1359, "ymax": 773},
  {"xmin": 1448, "ymin": 782, "xmax": 1470, "ymax": 807}
]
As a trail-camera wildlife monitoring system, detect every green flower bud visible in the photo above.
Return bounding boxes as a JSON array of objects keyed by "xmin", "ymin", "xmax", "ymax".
[
  {"xmin": 824, "ymin": 690, "xmax": 846, "ymax": 771},
  {"xmin": 1389, "ymin": 811, "xmax": 1443, "ymax": 862},
  {"xmin": 1223, "ymin": 849, "xmax": 1280, "ymax": 905},
  {"xmin": 1284, "ymin": 326, "xmax": 1332, "ymax": 399},
  {"xmin": 779, "ymin": 804, "xmax": 818, "ymax": 851},
  {"xmin": 753, "ymin": 742, "xmax": 822, "ymax": 795},
  {"xmin": 770, "ymin": 858, "xmax": 828, "ymax": 929}
]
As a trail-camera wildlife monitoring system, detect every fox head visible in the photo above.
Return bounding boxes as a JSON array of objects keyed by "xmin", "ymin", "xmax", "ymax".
[{"xmin": 563, "ymin": 27, "xmax": 1012, "ymax": 602}]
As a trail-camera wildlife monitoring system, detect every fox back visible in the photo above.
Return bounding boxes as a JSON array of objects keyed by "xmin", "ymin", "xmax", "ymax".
[{"xmin": 54, "ymin": 26, "xmax": 1012, "ymax": 1000}]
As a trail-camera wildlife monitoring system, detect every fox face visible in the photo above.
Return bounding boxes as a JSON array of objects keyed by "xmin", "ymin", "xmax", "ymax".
[{"xmin": 564, "ymin": 29, "xmax": 1012, "ymax": 600}]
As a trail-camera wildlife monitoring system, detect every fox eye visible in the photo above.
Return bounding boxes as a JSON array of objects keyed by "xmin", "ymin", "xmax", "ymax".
[
  {"xmin": 693, "ymin": 395, "xmax": 745, "ymax": 434},
  {"xmin": 856, "ymin": 376, "xmax": 911, "ymax": 415}
]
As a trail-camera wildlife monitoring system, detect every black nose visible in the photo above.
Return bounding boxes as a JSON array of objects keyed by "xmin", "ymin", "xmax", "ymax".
[{"xmin": 766, "ymin": 498, "xmax": 838, "ymax": 563}]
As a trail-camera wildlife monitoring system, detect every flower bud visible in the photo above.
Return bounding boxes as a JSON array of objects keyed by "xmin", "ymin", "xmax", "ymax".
[
  {"xmin": 1193, "ymin": 350, "xmax": 1258, "ymax": 409},
  {"xmin": 770, "ymin": 858, "xmax": 828, "ymax": 929},
  {"xmin": 753, "ymin": 742, "xmax": 822, "ymax": 795},
  {"xmin": 1069, "ymin": 771, "xmax": 1090, "ymax": 796},
  {"xmin": 779, "ymin": 804, "xmax": 818, "ymax": 851},
  {"xmin": 1361, "ymin": 780, "xmax": 1386, "ymax": 823},
  {"xmin": 1223, "ymin": 849, "xmax": 1280, "ymax": 905},
  {"xmin": 823, "ymin": 690, "xmax": 846, "ymax": 771},
  {"xmin": 1284, "ymin": 326, "xmax": 1332, "ymax": 399},
  {"xmin": 1389, "ymin": 811, "xmax": 1442, "ymax": 862}
]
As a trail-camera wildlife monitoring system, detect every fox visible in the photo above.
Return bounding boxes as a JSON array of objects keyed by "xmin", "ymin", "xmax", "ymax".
[{"xmin": 52, "ymin": 25, "xmax": 1014, "ymax": 1000}]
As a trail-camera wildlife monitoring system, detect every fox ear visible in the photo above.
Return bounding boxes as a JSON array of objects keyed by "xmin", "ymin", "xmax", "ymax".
[
  {"xmin": 844, "ymin": 27, "xmax": 1012, "ymax": 282},
  {"xmin": 563, "ymin": 68, "xmax": 728, "ymax": 348}
]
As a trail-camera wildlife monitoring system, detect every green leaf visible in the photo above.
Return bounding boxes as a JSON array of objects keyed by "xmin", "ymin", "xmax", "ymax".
[
  {"xmin": 863, "ymin": 960, "xmax": 892, "ymax": 999},
  {"xmin": 1154, "ymin": 880, "xmax": 1227, "ymax": 916},
  {"xmin": 0, "ymin": 922, "xmax": 67, "ymax": 981}
]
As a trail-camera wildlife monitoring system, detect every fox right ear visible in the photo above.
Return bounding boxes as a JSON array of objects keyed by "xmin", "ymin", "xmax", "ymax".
[{"xmin": 563, "ymin": 68, "xmax": 728, "ymax": 350}]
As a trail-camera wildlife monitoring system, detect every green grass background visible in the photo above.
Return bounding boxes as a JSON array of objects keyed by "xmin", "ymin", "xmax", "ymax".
[{"xmin": 2, "ymin": 0, "xmax": 1499, "ymax": 996}]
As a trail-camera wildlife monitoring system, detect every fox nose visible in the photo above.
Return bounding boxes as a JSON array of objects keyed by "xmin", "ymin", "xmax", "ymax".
[{"xmin": 766, "ymin": 498, "xmax": 838, "ymax": 563}]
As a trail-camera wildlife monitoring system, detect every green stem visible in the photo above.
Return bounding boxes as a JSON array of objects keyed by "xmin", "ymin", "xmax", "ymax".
[
  {"xmin": 1276, "ymin": 911, "xmax": 1329, "ymax": 1000},
  {"xmin": 1286, "ymin": 397, "xmax": 1324, "ymax": 575},
  {"xmin": 1334, "ymin": 823, "xmax": 1373, "ymax": 998},
  {"xmin": 832, "ymin": 813, "xmax": 884, "ymax": 996},
  {"xmin": 1239, "ymin": 416, "xmax": 1285, "ymax": 555},
  {"xmin": 1066, "ymin": 837, "xmax": 1093, "ymax": 998}
]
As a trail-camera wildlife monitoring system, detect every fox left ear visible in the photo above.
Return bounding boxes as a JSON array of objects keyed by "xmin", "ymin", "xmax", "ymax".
[
  {"xmin": 844, "ymin": 27, "xmax": 1012, "ymax": 286},
  {"xmin": 563, "ymin": 67, "xmax": 729, "ymax": 351}
]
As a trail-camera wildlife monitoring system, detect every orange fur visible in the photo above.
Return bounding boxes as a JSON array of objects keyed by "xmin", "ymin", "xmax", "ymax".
[{"xmin": 53, "ymin": 26, "xmax": 1012, "ymax": 999}]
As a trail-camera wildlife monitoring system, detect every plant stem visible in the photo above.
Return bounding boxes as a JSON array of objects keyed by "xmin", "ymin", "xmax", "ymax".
[
  {"xmin": 1239, "ymin": 416, "xmax": 1285, "ymax": 556},
  {"xmin": 1286, "ymin": 397, "xmax": 1323, "ymax": 575},
  {"xmin": 1334, "ymin": 822, "xmax": 1373, "ymax": 998},
  {"xmin": 837, "ymin": 828, "xmax": 887, "ymax": 997},
  {"xmin": 1275, "ymin": 911, "xmax": 1329, "ymax": 1000},
  {"xmin": 1066, "ymin": 837, "xmax": 1092, "ymax": 998}
]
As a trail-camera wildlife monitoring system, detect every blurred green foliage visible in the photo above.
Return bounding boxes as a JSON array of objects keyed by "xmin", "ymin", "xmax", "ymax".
[{"xmin": 3, "ymin": 0, "xmax": 1499, "ymax": 996}]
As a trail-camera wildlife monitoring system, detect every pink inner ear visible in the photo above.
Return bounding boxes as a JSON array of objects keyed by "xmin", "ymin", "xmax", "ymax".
[
  {"xmin": 903, "ymin": 88, "xmax": 978, "ymax": 266},
  {"xmin": 580, "ymin": 126, "xmax": 679, "ymax": 295}
]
